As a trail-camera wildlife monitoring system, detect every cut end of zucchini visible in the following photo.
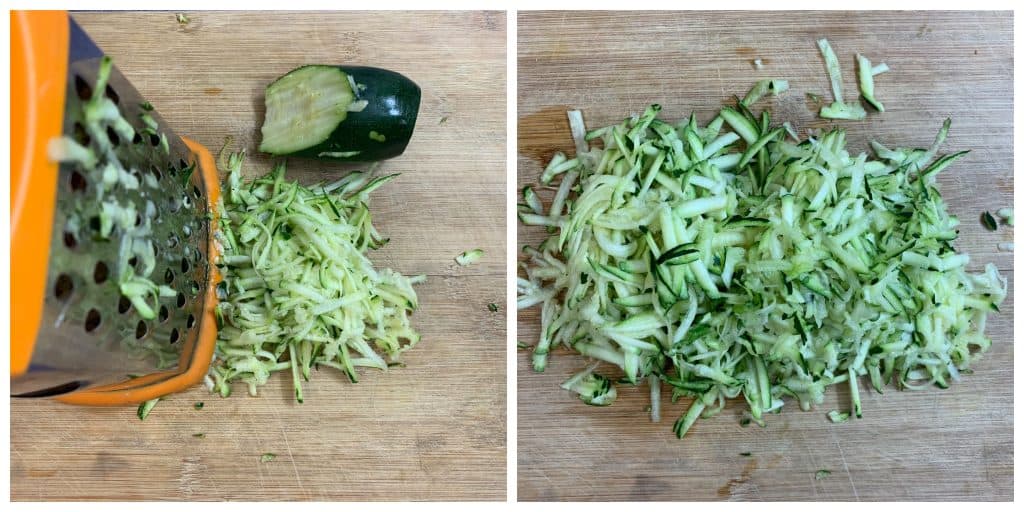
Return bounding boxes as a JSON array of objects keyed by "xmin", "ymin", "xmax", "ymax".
[{"xmin": 259, "ymin": 65, "xmax": 355, "ymax": 155}]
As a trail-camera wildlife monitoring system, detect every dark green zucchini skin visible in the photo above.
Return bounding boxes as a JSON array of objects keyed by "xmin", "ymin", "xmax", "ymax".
[{"xmin": 265, "ymin": 66, "xmax": 421, "ymax": 162}]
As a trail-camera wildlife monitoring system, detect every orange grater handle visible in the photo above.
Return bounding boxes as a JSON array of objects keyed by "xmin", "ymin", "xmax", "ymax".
[{"xmin": 11, "ymin": 11, "xmax": 70, "ymax": 377}]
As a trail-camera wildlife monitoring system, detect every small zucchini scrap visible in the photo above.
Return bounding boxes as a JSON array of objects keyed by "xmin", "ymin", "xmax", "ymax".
[
  {"xmin": 455, "ymin": 249, "xmax": 484, "ymax": 266},
  {"xmin": 856, "ymin": 53, "xmax": 888, "ymax": 111},
  {"xmin": 561, "ymin": 365, "xmax": 618, "ymax": 406},
  {"xmin": 522, "ymin": 186, "xmax": 543, "ymax": 215},
  {"xmin": 816, "ymin": 39, "xmax": 867, "ymax": 120},
  {"xmin": 996, "ymin": 207, "xmax": 1014, "ymax": 226},
  {"xmin": 981, "ymin": 211, "xmax": 998, "ymax": 231},
  {"xmin": 137, "ymin": 398, "xmax": 160, "ymax": 420},
  {"xmin": 827, "ymin": 410, "xmax": 850, "ymax": 423}
]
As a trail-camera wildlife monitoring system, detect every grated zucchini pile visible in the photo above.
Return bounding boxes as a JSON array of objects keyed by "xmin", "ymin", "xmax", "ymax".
[
  {"xmin": 518, "ymin": 85, "xmax": 1007, "ymax": 438},
  {"xmin": 208, "ymin": 151, "xmax": 424, "ymax": 402}
]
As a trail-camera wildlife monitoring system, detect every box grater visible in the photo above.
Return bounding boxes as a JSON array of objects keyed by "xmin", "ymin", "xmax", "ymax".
[{"xmin": 11, "ymin": 11, "xmax": 221, "ymax": 404}]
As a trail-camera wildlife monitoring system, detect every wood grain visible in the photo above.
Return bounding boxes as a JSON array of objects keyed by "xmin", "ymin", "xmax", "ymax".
[
  {"xmin": 11, "ymin": 11, "xmax": 506, "ymax": 501},
  {"xmin": 517, "ymin": 11, "xmax": 1013, "ymax": 501}
]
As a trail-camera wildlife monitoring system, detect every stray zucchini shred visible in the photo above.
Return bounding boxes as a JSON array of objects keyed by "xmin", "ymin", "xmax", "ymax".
[
  {"xmin": 996, "ymin": 207, "xmax": 1013, "ymax": 226},
  {"xmin": 856, "ymin": 53, "xmax": 888, "ymax": 112},
  {"xmin": 456, "ymin": 249, "xmax": 484, "ymax": 266},
  {"xmin": 817, "ymin": 39, "xmax": 867, "ymax": 120},
  {"xmin": 981, "ymin": 211, "xmax": 998, "ymax": 231},
  {"xmin": 827, "ymin": 410, "xmax": 850, "ymax": 423},
  {"xmin": 561, "ymin": 363, "xmax": 618, "ymax": 406},
  {"xmin": 137, "ymin": 398, "xmax": 160, "ymax": 420}
]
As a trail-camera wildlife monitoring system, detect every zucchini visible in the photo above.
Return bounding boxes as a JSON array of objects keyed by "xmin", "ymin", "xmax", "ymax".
[
  {"xmin": 561, "ymin": 364, "xmax": 617, "ymax": 406},
  {"xmin": 259, "ymin": 65, "xmax": 420, "ymax": 161},
  {"xmin": 996, "ymin": 207, "xmax": 1014, "ymax": 226},
  {"xmin": 816, "ymin": 39, "xmax": 867, "ymax": 121},
  {"xmin": 210, "ymin": 150, "xmax": 424, "ymax": 400},
  {"xmin": 455, "ymin": 249, "xmax": 484, "ymax": 266},
  {"xmin": 518, "ymin": 90, "xmax": 1006, "ymax": 439}
]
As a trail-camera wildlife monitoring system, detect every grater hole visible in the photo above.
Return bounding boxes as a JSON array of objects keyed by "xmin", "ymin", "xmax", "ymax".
[
  {"xmin": 73, "ymin": 122, "xmax": 91, "ymax": 146},
  {"xmin": 187, "ymin": 313, "xmax": 196, "ymax": 329},
  {"xmin": 176, "ymin": 292, "xmax": 186, "ymax": 308},
  {"xmin": 54, "ymin": 274, "xmax": 74, "ymax": 301},
  {"xmin": 118, "ymin": 296, "xmax": 132, "ymax": 314},
  {"xmin": 74, "ymin": 75, "xmax": 92, "ymax": 101},
  {"xmin": 70, "ymin": 171, "xmax": 87, "ymax": 192},
  {"xmin": 132, "ymin": 131, "xmax": 143, "ymax": 145},
  {"xmin": 167, "ymin": 163, "xmax": 178, "ymax": 178},
  {"xmin": 193, "ymin": 185, "xmax": 203, "ymax": 200},
  {"xmin": 105, "ymin": 84, "xmax": 120, "ymax": 105},
  {"xmin": 164, "ymin": 268, "xmax": 175, "ymax": 284},
  {"xmin": 181, "ymin": 258, "xmax": 191, "ymax": 273},
  {"xmin": 149, "ymin": 133, "xmax": 160, "ymax": 147},
  {"xmin": 128, "ymin": 255, "xmax": 138, "ymax": 268},
  {"xmin": 106, "ymin": 125, "xmax": 121, "ymax": 147},
  {"xmin": 88, "ymin": 215, "xmax": 101, "ymax": 232},
  {"xmin": 179, "ymin": 159, "xmax": 188, "ymax": 171},
  {"xmin": 169, "ymin": 328, "xmax": 180, "ymax": 344},
  {"xmin": 135, "ymin": 320, "xmax": 148, "ymax": 339},
  {"xmin": 135, "ymin": 212, "xmax": 143, "ymax": 227},
  {"xmin": 159, "ymin": 305, "xmax": 169, "ymax": 322},
  {"xmin": 93, "ymin": 261, "xmax": 109, "ymax": 284},
  {"xmin": 190, "ymin": 280, "xmax": 200, "ymax": 295},
  {"xmin": 169, "ymin": 197, "xmax": 181, "ymax": 213},
  {"xmin": 85, "ymin": 309, "xmax": 102, "ymax": 332},
  {"xmin": 167, "ymin": 236, "xmax": 179, "ymax": 249},
  {"xmin": 63, "ymin": 231, "xmax": 78, "ymax": 249},
  {"xmin": 150, "ymin": 164, "xmax": 162, "ymax": 180},
  {"xmin": 182, "ymin": 195, "xmax": 192, "ymax": 209}
]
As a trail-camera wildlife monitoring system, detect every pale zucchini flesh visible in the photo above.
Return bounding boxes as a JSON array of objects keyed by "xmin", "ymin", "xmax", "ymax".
[{"xmin": 259, "ymin": 66, "xmax": 355, "ymax": 155}]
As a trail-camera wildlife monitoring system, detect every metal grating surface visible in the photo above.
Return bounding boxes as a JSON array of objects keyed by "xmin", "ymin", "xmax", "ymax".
[{"xmin": 28, "ymin": 57, "xmax": 212, "ymax": 389}]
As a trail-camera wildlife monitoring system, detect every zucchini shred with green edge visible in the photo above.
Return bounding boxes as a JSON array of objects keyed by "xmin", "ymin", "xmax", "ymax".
[
  {"xmin": 207, "ymin": 150, "xmax": 424, "ymax": 402},
  {"xmin": 517, "ymin": 93, "xmax": 1006, "ymax": 438}
]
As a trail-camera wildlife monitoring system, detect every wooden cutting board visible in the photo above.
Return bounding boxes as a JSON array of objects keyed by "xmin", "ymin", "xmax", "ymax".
[
  {"xmin": 518, "ymin": 11, "xmax": 1013, "ymax": 501},
  {"xmin": 11, "ymin": 11, "xmax": 506, "ymax": 501}
]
